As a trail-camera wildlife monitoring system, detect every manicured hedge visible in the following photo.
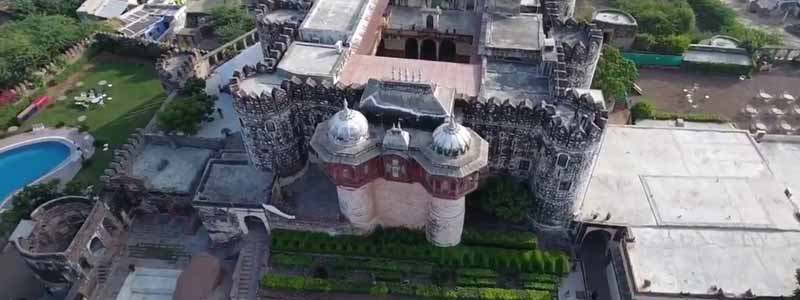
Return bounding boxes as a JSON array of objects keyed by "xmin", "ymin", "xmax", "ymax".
[
  {"xmin": 652, "ymin": 111, "xmax": 727, "ymax": 123},
  {"xmin": 461, "ymin": 229, "xmax": 538, "ymax": 250},
  {"xmin": 271, "ymin": 229, "xmax": 570, "ymax": 275},
  {"xmin": 456, "ymin": 277, "xmax": 498, "ymax": 288},
  {"xmin": 457, "ymin": 268, "xmax": 499, "ymax": 278},
  {"xmin": 329, "ymin": 256, "xmax": 434, "ymax": 274},
  {"xmin": 272, "ymin": 253, "xmax": 314, "ymax": 268},
  {"xmin": 261, "ymin": 274, "xmax": 552, "ymax": 300}
]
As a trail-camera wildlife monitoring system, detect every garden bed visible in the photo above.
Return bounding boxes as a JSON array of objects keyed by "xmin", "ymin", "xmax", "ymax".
[{"xmin": 262, "ymin": 229, "xmax": 567, "ymax": 300}]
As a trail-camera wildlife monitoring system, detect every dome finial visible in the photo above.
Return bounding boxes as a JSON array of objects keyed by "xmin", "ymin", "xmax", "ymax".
[
  {"xmin": 343, "ymin": 98, "xmax": 350, "ymax": 111},
  {"xmin": 445, "ymin": 114, "xmax": 458, "ymax": 132}
]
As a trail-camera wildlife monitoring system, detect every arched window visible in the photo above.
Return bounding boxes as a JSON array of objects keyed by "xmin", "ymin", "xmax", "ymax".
[
  {"xmin": 420, "ymin": 39, "xmax": 437, "ymax": 61},
  {"xmin": 405, "ymin": 38, "xmax": 419, "ymax": 59},
  {"xmin": 89, "ymin": 237, "xmax": 106, "ymax": 257},
  {"xmin": 439, "ymin": 39, "xmax": 456, "ymax": 62},
  {"xmin": 426, "ymin": 15, "xmax": 435, "ymax": 30},
  {"xmin": 556, "ymin": 153, "xmax": 569, "ymax": 168}
]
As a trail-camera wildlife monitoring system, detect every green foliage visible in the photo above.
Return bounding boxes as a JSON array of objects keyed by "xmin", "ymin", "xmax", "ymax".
[
  {"xmin": 461, "ymin": 229, "xmax": 538, "ymax": 250},
  {"xmin": 157, "ymin": 93, "xmax": 215, "ymax": 135},
  {"xmin": 652, "ymin": 111, "xmax": 728, "ymax": 123},
  {"xmin": 457, "ymin": 268, "xmax": 499, "ymax": 278},
  {"xmin": 211, "ymin": 5, "xmax": 254, "ymax": 44},
  {"xmin": 370, "ymin": 282, "xmax": 390, "ymax": 296},
  {"xmin": 793, "ymin": 269, "xmax": 800, "ymax": 300},
  {"xmin": 272, "ymin": 253, "xmax": 314, "ymax": 268},
  {"xmin": 0, "ymin": 15, "xmax": 96, "ymax": 89},
  {"xmin": 687, "ymin": 0, "xmax": 738, "ymax": 33},
  {"xmin": 630, "ymin": 101, "xmax": 656, "ymax": 121},
  {"xmin": 270, "ymin": 229, "xmax": 569, "ymax": 275},
  {"xmin": 723, "ymin": 25, "xmax": 782, "ymax": 54},
  {"xmin": 592, "ymin": 46, "xmax": 639, "ymax": 101},
  {"xmin": 0, "ymin": 181, "xmax": 63, "ymax": 236},
  {"xmin": 612, "ymin": 0, "xmax": 695, "ymax": 36},
  {"xmin": 472, "ymin": 177, "xmax": 533, "ymax": 223},
  {"xmin": 9, "ymin": 0, "xmax": 83, "ymax": 17},
  {"xmin": 63, "ymin": 180, "xmax": 90, "ymax": 196}
]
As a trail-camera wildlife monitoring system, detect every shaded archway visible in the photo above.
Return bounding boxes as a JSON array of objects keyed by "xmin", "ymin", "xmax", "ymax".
[
  {"xmin": 439, "ymin": 39, "xmax": 456, "ymax": 62},
  {"xmin": 426, "ymin": 15, "xmax": 435, "ymax": 29},
  {"xmin": 579, "ymin": 230, "xmax": 612, "ymax": 300},
  {"xmin": 421, "ymin": 39, "xmax": 437, "ymax": 61},
  {"xmin": 405, "ymin": 38, "xmax": 419, "ymax": 59}
]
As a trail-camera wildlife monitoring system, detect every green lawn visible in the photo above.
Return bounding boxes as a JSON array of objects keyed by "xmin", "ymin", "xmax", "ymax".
[{"xmin": 27, "ymin": 55, "xmax": 167, "ymax": 184}]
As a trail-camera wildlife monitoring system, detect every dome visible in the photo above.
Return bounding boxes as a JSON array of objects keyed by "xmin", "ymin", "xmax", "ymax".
[
  {"xmin": 432, "ymin": 116, "xmax": 471, "ymax": 157},
  {"xmin": 328, "ymin": 100, "xmax": 369, "ymax": 145}
]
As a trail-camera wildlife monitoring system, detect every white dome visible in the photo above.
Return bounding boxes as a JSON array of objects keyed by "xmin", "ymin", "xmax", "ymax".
[
  {"xmin": 328, "ymin": 100, "xmax": 369, "ymax": 145},
  {"xmin": 432, "ymin": 116, "xmax": 471, "ymax": 157}
]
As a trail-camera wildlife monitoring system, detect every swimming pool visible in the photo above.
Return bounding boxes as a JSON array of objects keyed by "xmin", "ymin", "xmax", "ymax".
[{"xmin": 0, "ymin": 141, "xmax": 71, "ymax": 203}]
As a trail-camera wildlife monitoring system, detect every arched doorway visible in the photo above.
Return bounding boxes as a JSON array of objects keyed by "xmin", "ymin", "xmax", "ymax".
[
  {"xmin": 420, "ymin": 39, "xmax": 437, "ymax": 61},
  {"xmin": 579, "ymin": 230, "xmax": 612, "ymax": 300},
  {"xmin": 405, "ymin": 38, "xmax": 419, "ymax": 59},
  {"xmin": 426, "ymin": 15, "xmax": 435, "ymax": 29},
  {"xmin": 439, "ymin": 39, "xmax": 456, "ymax": 62}
]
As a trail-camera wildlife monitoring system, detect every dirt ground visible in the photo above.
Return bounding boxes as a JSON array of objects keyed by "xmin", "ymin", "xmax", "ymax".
[{"xmin": 633, "ymin": 67, "xmax": 800, "ymax": 130}]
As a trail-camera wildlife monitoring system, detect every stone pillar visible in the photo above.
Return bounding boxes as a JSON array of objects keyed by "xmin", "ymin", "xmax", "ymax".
[
  {"xmin": 336, "ymin": 186, "xmax": 377, "ymax": 231},
  {"xmin": 426, "ymin": 196, "xmax": 465, "ymax": 247}
]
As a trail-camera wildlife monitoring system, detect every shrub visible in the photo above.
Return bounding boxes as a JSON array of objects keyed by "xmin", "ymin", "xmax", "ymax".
[
  {"xmin": 470, "ymin": 177, "xmax": 534, "ymax": 223},
  {"xmin": 54, "ymin": 121, "xmax": 66, "ymax": 128},
  {"xmin": 370, "ymin": 282, "xmax": 389, "ymax": 296},
  {"xmin": 78, "ymin": 124, "xmax": 90, "ymax": 132},
  {"xmin": 630, "ymin": 101, "xmax": 656, "ymax": 121},
  {"xmin": 461, "ymin": 229, "xmax": 538, "ymax": 250}
]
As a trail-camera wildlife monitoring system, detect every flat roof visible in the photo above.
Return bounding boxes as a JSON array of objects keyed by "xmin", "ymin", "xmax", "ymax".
[
  {"xmin": 116, "ymin": 268, "xmax": 181, "ymax": 300},
  {"xmin": 482, "ymin": 60, "xmax": 550, "ymax": 103},
  {"xmin": 277, "ymin": 42, "xmax": 341, "ymax": 79},
  {"xmin": 338, "ymin": 54, "xmax": 481, "ymax": 97},
  {"xmin": 627, "ymin": 227, "xmax": 800, "ymax": 297},
  {"xmin": 195, "ymin": 160, "xmax": 273, "ymax": 207},
  {"xmin": 300, "ymin": 0, "xmax": 366, "ymax": 34},
  {"xmin": 684, "ymin": 49, "xmax": 753, "ymax": 67},
  {"xmin": 484, "ymin": 13, "xmax": 543, "ymax": 51},
  {"xmin": 578, "ymin": 126, "xmax": 800, "ymax": 297},
  {"xmin": 592, "ymin": 10, "xmax": 637, "ymax": 26},
  {"xmin": 130, "ymin": 144, "xmax": 213, "ymax": 193},
  {"xmin": 387, "ymin": 6, "xmax": 479, "ymax": 36}
]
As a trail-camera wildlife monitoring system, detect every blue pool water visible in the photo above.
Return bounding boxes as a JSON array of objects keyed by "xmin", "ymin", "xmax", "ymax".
[{"xmin": 0, "ymin": 141, "xmax": 71, "ymax": 204}]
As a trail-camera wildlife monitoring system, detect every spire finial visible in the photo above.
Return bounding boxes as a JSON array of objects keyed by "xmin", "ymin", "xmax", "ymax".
[{"xmin": 343, "ymin": 98, "xmax": 350, "ymax": 111}]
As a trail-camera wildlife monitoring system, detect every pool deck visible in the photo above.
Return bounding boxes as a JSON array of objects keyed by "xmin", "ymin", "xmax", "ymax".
[{"xmin": 0, "ymin": 127, "xmax": 95, "ymax": 211}]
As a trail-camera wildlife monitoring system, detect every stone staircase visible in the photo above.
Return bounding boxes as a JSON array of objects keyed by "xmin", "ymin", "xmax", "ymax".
[
  {"xmin": 230, "ymin": 224, "xmax": 269, "ymax": 300},
  {"xmin": 96, "ymin": 262, "xmax": 112, "ymax": 285}
]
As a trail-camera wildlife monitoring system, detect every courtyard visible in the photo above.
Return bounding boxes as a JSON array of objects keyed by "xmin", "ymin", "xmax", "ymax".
[
  {"xmin": 633, "ymin": 67, "xmax": 800, "ymax": 128},
  {"xmin": 7, "ymin": 53, "xmax": 167, "ymax": 184}
]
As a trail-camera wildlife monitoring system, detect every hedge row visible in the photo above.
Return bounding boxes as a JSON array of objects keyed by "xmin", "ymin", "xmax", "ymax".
[
  {"xmin": 271, "ymin": 229, "xmax": 570, "ymax": 275},
  {"xmin": 518, "ymin": 273, "xmax": 560, "ymax": 284},
  {"xmin": 329, "ymin": 256, "xmax": 434, "ymax": 274},
  {"xmin": 272, "ymin": 253, "xmax": 314, "ymax": 268},
  {"xmin": 261, "ymin": 274, "xmax": 552, "ymax": 300},
  {"xmin": 652, "ymin": 111, "xmax": 727, "ymax": 123},
  {"xmin": 456, "ymin": 277, "xmax": 498, "ymax": 288},
  {"xmin": 522, "ymin": 282, "xmax": 557, "ymax": 292},
  {"xmin": 457, "ymin": 268, "xmax": 499, "ymax": 278},
  {"xmin": 461, "ymin": 229, "xmax": 538, "ymax": 250}
]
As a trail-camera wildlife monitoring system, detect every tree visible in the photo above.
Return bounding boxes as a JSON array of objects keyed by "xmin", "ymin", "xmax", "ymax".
[
  {"xmin": 211, "ymin": 5, "xmax": 254, "ymax": 44},
  {"xmin": 0, "ymin": 15, "xmax": 96, "ymax": 89},
  {"xmin": 0, "ymin": 181, "xmax": 63, "ymax": 236},
  {"xmin": 687, "ymin": 0, "xmax": 738, "ymax": 33},
  {"xmin": 793, "ymin": 269, "xmax": 800, "ymax": 300},
  {"xmin": 473, "ymin": 177, "xmax": 533, "ymax": 224},
  {"xmin": 592, "ymin": 46, "xmax": 638, "ymax": 101},
  {"xmin": 157, "ymin": 94, "xmax": 215, "ymax": 135},
  {"xmin": 630, "ymin": 100, "xmax": 656, "ymax": 121},
  {"xmin": 9, "ymin": 0, "xmax": 83, "ymax": 17}
]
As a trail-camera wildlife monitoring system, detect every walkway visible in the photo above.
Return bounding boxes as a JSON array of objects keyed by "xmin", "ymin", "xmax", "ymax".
[{"xmin": 230, "ymin": 219, "xmax": 270, "ymax": 300}]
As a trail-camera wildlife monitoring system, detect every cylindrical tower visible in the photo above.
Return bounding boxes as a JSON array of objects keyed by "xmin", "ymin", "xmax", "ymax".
[{"xmin": 426, "ymin": 196, "xmax": 465, "ymax": 247}]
